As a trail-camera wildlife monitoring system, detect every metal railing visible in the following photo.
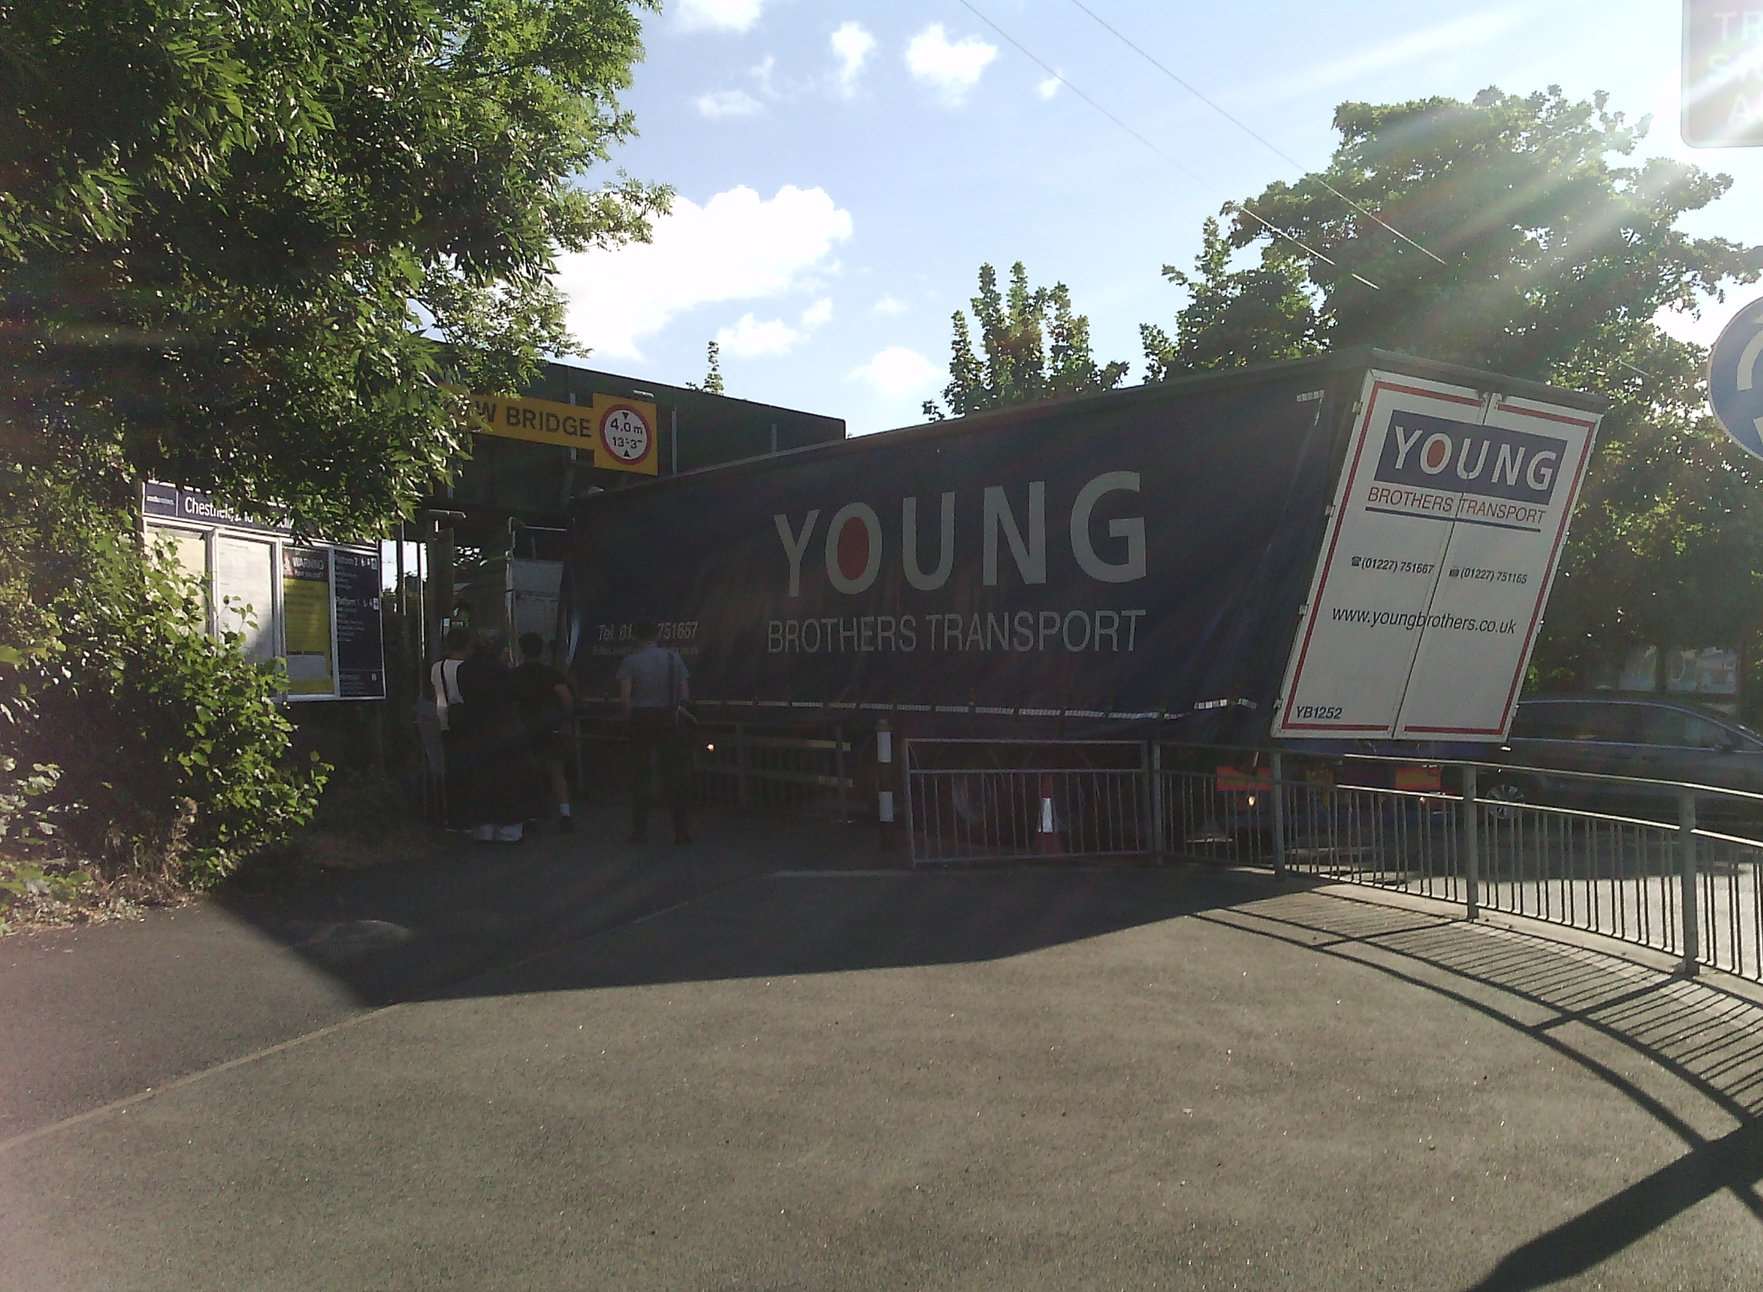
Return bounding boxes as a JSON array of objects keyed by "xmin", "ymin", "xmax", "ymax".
[
  {"xmin": 1254, "ymin": 758, "xmax": 1763, "ymax": 983},
  {"xmin": 694, "ymin": 725, "xmax": 858, "ymax": 815},
  {"xmin": 576, "ymin": 718, "xmax": 857, "ymax": 817},
  {"xmin": 904, "ymin": 740, "xmax": 1150, "ymax": 865},
  {"xmin": 901, "ymin": 738, "xmax": 1763, "ymax": 983}
]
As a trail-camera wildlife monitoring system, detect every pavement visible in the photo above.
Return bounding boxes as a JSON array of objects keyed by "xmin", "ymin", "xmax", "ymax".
[{"xmin": 3, "ymin": 803, "xmax": 1762, "ymax": 1290}]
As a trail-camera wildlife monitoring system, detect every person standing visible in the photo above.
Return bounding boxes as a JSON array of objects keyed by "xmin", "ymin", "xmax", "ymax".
[
  {"xmin": 513, "ymin": 632, "xmax": 576, "ymax": 834},
  {"xmin": 616, "ymin": 623, "xmax": 692, "ymax": 845},
  {"xmin": 430, "ymin": 627, "xmax": 472, "ymax": 829},
  {"xmin": 456, "ymin": 632, "xmax": 525, "ymax": 844}
]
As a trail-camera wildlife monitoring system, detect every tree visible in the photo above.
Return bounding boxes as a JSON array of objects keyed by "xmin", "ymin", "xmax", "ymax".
[
  {"xmin": 1155, "ymin": 86, "xmax": 1763, "ymax": 686},
  {"xmin": 688, "ymin": 340, "xmax": 725, "ymax": 394},
  {"xmin": 925, "ymin": 262, "xmax": 1128, "ymax": 419},
  {"xmin": 1140, "ymin": 215, "xmax": 1318, "ymax": 379},
  {"xmin": 0, "ymin": 0, "xmax": 668, "ymax": 882},
  {"xmin": 2, "ymin": 0, "xmax": 670, "ymax": 539}
]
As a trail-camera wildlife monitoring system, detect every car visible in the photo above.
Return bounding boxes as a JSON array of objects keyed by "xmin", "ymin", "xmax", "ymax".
[{"xmin": 1483, "ymin": 694, "xmax": 1763, "ymax": 822}]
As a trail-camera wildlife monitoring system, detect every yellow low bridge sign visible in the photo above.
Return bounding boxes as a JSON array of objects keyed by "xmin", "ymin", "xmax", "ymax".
[{"xmin": 461, "ymin": 390, "xmax": 658, "ymax": 475}]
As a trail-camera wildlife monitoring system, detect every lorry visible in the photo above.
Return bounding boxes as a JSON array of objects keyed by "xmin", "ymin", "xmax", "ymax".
[{"xmin": 560, "ymin": 349, "xmax": 1604, "ymax": 749}]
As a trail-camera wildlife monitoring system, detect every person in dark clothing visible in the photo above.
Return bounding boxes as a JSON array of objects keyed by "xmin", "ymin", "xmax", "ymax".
[
  {"xmin": 512, "ymin": 632, "xmax": 576, "ymax": 834},
  {"xmin": 616, "ymin": 623, "xmax": 692, "ymax": 845},
  {"xmin": 455, "ymin": 633, "xmax": 526, "ymax": 844}
]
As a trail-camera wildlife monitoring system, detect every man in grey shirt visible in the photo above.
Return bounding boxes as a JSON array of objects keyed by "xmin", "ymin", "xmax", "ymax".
[{"xmin": 616, "ymin": 623, "xmax": 692, "ymax": 844}]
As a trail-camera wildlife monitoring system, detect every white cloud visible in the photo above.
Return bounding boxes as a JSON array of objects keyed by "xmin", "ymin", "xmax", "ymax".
[
  {"xmin": 750, "ymin": 54, "xmax": 779, "ymax": 98},
  {"xmin": 677, "ymin": 0, "xmax": 764, "ymax": 34},
  {"xmin": 717, "ymin": 313, "xmax": 802, "ymax": 359},
  {"xmin": 557, "ymin": 185, "xmax": 854, "ymax": 361},
  {"xmin": 850, "ymin": 346, "xmax": 943, "ymax": 399},
  {"xmin": 694, "ymin": 89, "xmax": 763, "ymax": 119},
  {"xmin": 872, "ymin": 294, "xmax": 908, "ymax": 317},
  {"xmin": 830, "ymin": 21, "xmax": 876, "ymax": 98},
  {"xmin": 1036, "ymin": 74, "xmax": 1062, "ymax": 101},
  {"xmin": 906, "ymin": 23, "xmax": 998, "ymax": 106},
  {"xmin": 712, "ymin": 296, "xmax": 833, "ymax": 363}
]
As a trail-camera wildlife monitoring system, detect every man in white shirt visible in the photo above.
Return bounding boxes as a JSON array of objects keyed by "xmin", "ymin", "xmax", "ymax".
[{"xmin": 616, "ymin": 623, "xmax": 692, "ymax": 845}]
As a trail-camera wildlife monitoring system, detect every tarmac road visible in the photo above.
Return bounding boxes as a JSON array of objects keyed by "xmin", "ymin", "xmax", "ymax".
[{"xmin": 3, "ymin": 807, "xmax": 1761, "ymax": 1290}]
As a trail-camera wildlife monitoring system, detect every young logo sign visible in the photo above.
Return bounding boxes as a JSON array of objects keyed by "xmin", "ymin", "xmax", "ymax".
[{"xmin": 1274, "ymin": 372, "xmax": 1600, "ymax": 742}]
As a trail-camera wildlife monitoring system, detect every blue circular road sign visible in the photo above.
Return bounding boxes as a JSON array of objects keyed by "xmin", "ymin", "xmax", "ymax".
[{"xmin": 1710, "ymin": 297, "xmax": 1763, "ymax": 463}]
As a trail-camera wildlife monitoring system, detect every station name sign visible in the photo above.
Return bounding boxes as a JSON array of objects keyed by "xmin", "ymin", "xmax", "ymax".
[{"xmin": 143, "ymin": 480, "xmax": 289, "ymax": 535}]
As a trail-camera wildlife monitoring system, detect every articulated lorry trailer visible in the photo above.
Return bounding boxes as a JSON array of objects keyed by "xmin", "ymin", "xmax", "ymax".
[{"xmin": 561, "ymin": 349, "xmax": 1604, "ymax": 747}]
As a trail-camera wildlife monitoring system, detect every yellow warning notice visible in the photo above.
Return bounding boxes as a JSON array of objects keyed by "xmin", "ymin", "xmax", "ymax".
[
  {"xmin": 282, "ymin": 548, "xmax": 334, "ymax": 697},
  {"xmin": 457, "ymin": 390, "xmax": 658, "ymax": 475}
]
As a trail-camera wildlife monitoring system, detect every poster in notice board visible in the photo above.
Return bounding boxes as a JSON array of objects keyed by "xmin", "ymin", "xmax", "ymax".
[
  {"xmin": 332, "ymin": 548, "xmax": 387, "ymax": 700},
  {"xmin": 281, "ymin": 547, "xmax": 335, "ymax": 697}
]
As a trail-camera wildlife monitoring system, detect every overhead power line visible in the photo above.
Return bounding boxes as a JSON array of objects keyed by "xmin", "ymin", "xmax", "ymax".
[
  {"xmin": 1063, "ymin": 0, "xmax": 1448, "ymax": 268},
  {"xmin": 959, "ymin": 1, "xmax": 1672, "ymax": 385},
  {"xmin": 952, "ymin": 0, "xmax": 1378, "ymax": 290}
]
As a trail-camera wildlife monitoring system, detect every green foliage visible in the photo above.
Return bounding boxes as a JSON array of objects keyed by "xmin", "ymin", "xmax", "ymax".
[
  {"xmin": 13, "ymin": 514, "xmax": 326, "ymax": 887},
  {"xmin": 1155, "ymin": 86, "xmax": 1763, "ymax": 681},
  {"xmin": 687, "ymin": 340, "xmax": 726, "ymax": 394},
  {"xmin": 0, "ymin": 862, "xmax": 93, "ymax": 907},
  {"xmin": 1140, "ymin": 217, "xmax": 1319, "ymax": 379},
  {"xmin": 1, "ymin": 0, "xmax": 663, "ymax": 887},
  {"xmin": 925, "ymin": 262, "xmax": 1129, "ymax": 418},
  {"xmin": 1220, "ymin": 88, "xmax": 1759, "ymax": 377},
  {"xmin": 1, "ymin": 0, "xmax": 669, "ymax": 538}
]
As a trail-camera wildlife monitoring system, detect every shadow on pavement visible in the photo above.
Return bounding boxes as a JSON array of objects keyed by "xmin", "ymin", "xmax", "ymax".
[
  {"xmin": 209, "ymin": 804, "xmax": 858, "ymax": 1006},
  {"xmin": 212, "ymin": 808, "xmax": 1763, "ymax": 1287},
  {"xmin": 213, "ymin": 800, "xmax": 1282, "ymax": 1007},
  {"xmin": 1192, "ymin": 892, "xmax": 1763, "ymax": 1290}
]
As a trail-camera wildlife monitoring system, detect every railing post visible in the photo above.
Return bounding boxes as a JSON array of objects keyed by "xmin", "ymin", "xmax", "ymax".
[
  {"xmin": 876, "ymin": 719, "xmax": 896, "ymax": 851},
  {"xmin": 735, "ymin": 723, "xmax": 751, "ymax": 808},
  {"xmin": 834, "ymin": 723, "xmax": 849, "ymax": 822},
  {"xmin": 1679, "ymin": 786, "xmax": 1700, "ymax": 977},
  {"xmin": 1145, "ymin": 742, "xmax": 1166, "ymax": 861},
  {"xmin": 1149, "ymin": 747, "xmax": 1163, "ymax": 856},
  {"xmin": 1462, "ymin": 764, "xmax": 1480, "ymax": 921},
  {"xmin": 900, "ymin": 735, "xmax": 915, "ymax": 861},
  {"xmin": 1270, "ymin": 751, "xmax": 1288, "ymax": 879}
]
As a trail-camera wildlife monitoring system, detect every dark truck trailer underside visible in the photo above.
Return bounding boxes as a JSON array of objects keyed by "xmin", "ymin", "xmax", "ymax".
[{"xmin": 561, "ymin": 348, "xmax": 1605, "ymax": 748}]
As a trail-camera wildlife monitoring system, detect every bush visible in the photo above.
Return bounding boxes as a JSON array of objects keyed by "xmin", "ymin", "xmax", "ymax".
[{"xmin": 2, "ymin": 498, "xmax": 328, "ymax": 889}]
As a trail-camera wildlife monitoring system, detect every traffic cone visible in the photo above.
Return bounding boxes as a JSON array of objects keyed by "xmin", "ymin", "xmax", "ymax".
[{"xmin": 1035, "ymin": 772, "xmax": 1063, "ymax": 855}]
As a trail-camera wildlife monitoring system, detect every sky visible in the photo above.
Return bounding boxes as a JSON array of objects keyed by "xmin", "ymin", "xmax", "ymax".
[{"xmin": 553, "ymin": 0, "xmax": 1763, "ymax": 435}]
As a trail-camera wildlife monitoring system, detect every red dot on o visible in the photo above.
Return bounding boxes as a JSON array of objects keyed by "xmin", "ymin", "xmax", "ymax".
[
  {"xmin": 836, "ymin": 519, "xmax": 870, "ymax": 581},
  {"xmin": 1424, "ymin": 438, "xmax": 1449, "ymax": 469}
]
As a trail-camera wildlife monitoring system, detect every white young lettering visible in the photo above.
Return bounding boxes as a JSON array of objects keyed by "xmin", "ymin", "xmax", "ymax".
[
  {"xmin": 774, "ymin": 510, "xmax": 819, "ymax": 597},
  {"xmin": 902, "ymin": 492, "xmax": 955, "ymax": 591},
  {"xmin": 1492, "ymin": 443, "xmax": 1524, "ymax": 488},
  {"xmin": 1391, "ymin": 422, "xmax": 1427, "ymax": 469},
  {"xmin": 1070, "ymin": 471, "xmax": 1146, "ymax": 583},
  {"xmin": 1455, "ymin": 437, "xmax": 1490, "ymax": 480},
  {"xmin": 983, "ymin": 482, "xmax": 1046, "ymax": 587},
  {"xmin": 823, "ymin": 502, "xmax": 881, "ymax": 595}
]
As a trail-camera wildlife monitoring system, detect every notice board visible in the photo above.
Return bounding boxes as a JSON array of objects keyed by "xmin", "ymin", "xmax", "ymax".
[{"xmin": 143, "ymin": 483, "xmax": 386, "ymax": 701}]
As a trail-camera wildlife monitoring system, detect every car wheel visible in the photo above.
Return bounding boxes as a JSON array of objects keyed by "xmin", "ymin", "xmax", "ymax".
[{"xmin": 1482, "ymin": 778, "xmax": 1531, "ymax": 822}]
